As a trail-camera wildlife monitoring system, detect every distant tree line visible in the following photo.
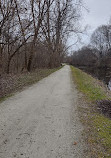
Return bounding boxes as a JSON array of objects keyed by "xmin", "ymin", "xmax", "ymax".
[
  {"xmin": 0, "ymin": 0, "xmax": 82, "ymax": 75},
  {"xmin": 70, "ymin": 23, "xmax": 111, "ymax": 69}
]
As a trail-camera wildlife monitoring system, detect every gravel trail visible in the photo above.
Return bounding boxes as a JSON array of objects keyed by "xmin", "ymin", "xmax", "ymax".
[{"xmin": 0, "ymin": 65, "xmax": 85, "ymax": 158}]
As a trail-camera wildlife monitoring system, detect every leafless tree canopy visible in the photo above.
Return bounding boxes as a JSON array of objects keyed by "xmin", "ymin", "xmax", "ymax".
[
  {"xmin": 0, "ymin": 0, "xmax": 82, "ymax": 74},
  {"xmin": 70, "ymin": 46, "xmax": 98, "ymax": 67},
  {"xmin": 70, "ymin": 23, "xmax": 111, "ymax": 70},
  {"xmin": 90, "ymin": 25, "xmax": 111, "ymax": 67}
]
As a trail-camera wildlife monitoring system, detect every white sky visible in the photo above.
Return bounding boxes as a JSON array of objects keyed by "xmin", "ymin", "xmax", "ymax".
[
  {"xmin": 83, "ymin": 0, "xmax": 111, "ymax": 30},
  {"xmin": 69, "ymin": 0, "xmax": 111, "ymax": 52}
]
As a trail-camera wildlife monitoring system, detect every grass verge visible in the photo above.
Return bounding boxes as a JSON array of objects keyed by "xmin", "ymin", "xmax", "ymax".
[
  {"xmin": 0, "ymin": 66, "xmax": 63, "ymax": 103},
  {"xmin": 71, "ymin": 66, "xmax": 111, "ymax": 158}
]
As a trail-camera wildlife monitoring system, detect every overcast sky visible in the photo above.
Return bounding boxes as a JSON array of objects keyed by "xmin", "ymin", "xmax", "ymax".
[
  {"xmin": 83, "ymin": 0, "xmax": 111, "ymax": 30},
  {"xmin": 69, "ymin": 0, "xmax": 111, "ymax": 52}
]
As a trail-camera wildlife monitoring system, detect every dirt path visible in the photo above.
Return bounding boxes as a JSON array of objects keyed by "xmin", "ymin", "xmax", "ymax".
[{"xmin": 0, "ymin": 65, "xmax": 85, "ymax": 158}]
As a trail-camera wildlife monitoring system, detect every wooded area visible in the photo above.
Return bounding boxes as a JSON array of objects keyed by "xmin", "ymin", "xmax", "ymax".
[
  {"xmin": 70, "ymin": 23, "xmax": 111, "ymax": 69},
  {"xmin": 0, "ymin": 0, "xmax": 82, "ymax": 75}
]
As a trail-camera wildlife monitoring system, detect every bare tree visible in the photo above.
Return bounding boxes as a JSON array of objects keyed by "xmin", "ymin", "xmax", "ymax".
[
  {"xmin": 27, "ymin": 0, "xmax": 48, "ymax": 71},
  {"xmin": 91, "ymin": 25, "xmax": 111, "ymax": 58},
  {"xmin": 41, "ymin": 0, "xmax": 82, "ymax": 68},
  {"xmin": 70, "ymin": 46, "xmax": 98, "ymax": 67},
  {"xmin": 0, "ymin": 0, "xmax": 82, "ymax": 74}
]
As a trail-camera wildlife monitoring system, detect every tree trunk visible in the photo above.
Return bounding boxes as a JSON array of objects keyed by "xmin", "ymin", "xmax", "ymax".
[
  {"xmin": 27, "ymin": 40, "xmax": 35, "ymax": 72},
  {"xmin": 27, "ymin": 52, "xmax": 33, "ymax": 72},
  {"xmin": 7, "ymin": 58, "xmax": 11, "ymax": 74},
  {"xmin": 0, "ymin": 44, "xmax": 2, "ymax": 76}
]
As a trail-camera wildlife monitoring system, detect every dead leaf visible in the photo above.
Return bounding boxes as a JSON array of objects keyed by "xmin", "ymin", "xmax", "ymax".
[{"xmin": 74, "ymin": 142, "xmax": 77, "ymax": 145}]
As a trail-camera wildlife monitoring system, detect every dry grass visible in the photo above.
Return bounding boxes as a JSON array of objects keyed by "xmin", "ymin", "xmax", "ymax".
[{"xmin": 0, "ymin": 67, "xmax": 62, "ymax": 102}]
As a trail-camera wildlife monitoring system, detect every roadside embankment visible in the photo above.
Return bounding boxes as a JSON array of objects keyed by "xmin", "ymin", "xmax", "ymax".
[
  {"xmin": 0, "ymin": 67, "xmax": 63, "ymax": 102},
  {"xmin": 71, "ymin": 66, "xmax": 111, "ymax": 158}
]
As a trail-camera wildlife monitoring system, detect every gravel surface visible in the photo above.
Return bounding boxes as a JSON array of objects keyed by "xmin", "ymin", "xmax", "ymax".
[{"xmin": 0, "ymin": 65, "xmax": 85, "ymax": 158}]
